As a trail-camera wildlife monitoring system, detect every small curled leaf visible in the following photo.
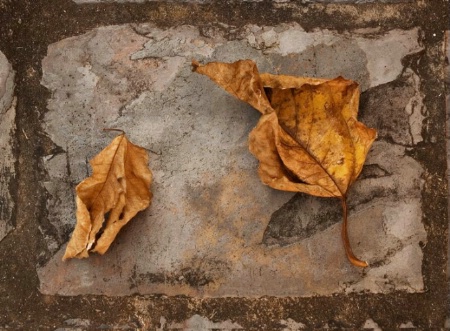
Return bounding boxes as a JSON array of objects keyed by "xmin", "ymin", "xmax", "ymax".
[{"xmin": 63, "ymin": 132, "xmax": 153, "ymax": 260}]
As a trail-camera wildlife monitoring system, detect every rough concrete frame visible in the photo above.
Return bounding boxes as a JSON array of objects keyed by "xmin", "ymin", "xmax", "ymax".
[{"xmin": 0, "ymin": 0, "xmax": 448, "ymax": 329}]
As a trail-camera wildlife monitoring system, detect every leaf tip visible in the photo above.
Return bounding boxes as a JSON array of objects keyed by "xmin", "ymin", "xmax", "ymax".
[
  {"xmin": 103, "ymin": 128, "xmax": 125, "ymax": 135},
  {"xmin": 192, "ymin": 59, "xmax": 200, "ymax": 71}
]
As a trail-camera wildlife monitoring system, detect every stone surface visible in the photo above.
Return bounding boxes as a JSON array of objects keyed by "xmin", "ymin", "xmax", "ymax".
[
  {"xmin": 55, "ymin": 314, "xmax": 397, "ymax": 330},
  {"xmin": 38, "ymin": 24, "xmax": 427, "ymax": 297},
  {"xmin": 362, "ymin": 319, "xmax": 382, "ymax": 331},
  {"xmin": 0, "ymin": 51, "xmax": 16, "ymax": 243}
]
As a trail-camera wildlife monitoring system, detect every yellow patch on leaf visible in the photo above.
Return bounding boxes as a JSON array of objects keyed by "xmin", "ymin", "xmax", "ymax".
[
  {"xmin": 63, "ymin": 133, "xmax": 153, "ymax": 260},
  {"xmin": 194, "ymin": 59, "xmax": 376, "ymax": 267}
]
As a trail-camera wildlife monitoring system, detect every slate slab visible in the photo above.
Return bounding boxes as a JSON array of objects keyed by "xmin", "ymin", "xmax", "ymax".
[
  {"xmin": 0, "ymin": 51, "xmax": 16, "ymax": 243},
  {"xmin": 38, "ymin": 23, "xmax": 427, "ymax": 297}
]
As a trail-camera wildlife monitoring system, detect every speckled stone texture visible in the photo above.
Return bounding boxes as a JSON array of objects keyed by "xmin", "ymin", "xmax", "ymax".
[{"xmin": 36, "ymin": 23, "xmax": 429, "ymax": 298}]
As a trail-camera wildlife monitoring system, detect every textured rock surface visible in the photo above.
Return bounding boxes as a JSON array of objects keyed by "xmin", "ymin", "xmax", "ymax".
[
  {"xmin": 0, "ymin": 51, "xmax": 16, "ymax": 243},
  {"xmin": 38, "ymin": 24, "xmax": 427, "ymax": 297}
]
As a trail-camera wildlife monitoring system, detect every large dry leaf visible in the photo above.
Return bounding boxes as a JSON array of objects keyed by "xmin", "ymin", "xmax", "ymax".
[
  {"xmin": 194, "ymin": 60, "xmax": 377, "ymax": 267},
  {"xmin": 63, "ymin": 133, "xmax": 153, "ymax": 260}
]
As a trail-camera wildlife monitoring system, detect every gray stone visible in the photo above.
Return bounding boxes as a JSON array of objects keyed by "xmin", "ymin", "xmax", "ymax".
[
  {"xmin": 0, "ymin": 51, "xmax": 16, "ymax": 243},
  {"xmin": 63, "ymin": 319, "xmax": 91, "ymax": 327},
  {"xmin": 279, "ymin": 319, "xmax": 306, "ymax": 330},
  {"xmin": 359, "ymin": 68, "xmax": 425, "ymax": 146},
  {"xmin": 399, "ymin": 321, "xmax": 416, "ymax": 328},
  {"xmin": 38, "ymin": 24, "xmax": 426, "ymax": 297},
  {"xmin": 0, "ymin": 52, "xmax": 14, "ymax": 113},
  {"xmin": 362, "ymin": 319, "xmax": 382, "ymax": 331}
]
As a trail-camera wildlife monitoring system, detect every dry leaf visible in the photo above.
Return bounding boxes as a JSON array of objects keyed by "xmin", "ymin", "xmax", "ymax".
[
  {"xmin": 194, "ymin": 59, "xmax": 376, "ymax": 267},
  {"xmin": 63, "ymin": 132, "xmax": 153, "ymax": 260}
]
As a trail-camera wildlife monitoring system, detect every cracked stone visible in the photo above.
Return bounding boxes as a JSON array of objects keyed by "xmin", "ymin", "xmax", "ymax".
[
  {"xmin": 38, "ymin": 23, "xmax": 426, "ymax": 297},
  {"xmin": 0, "ymin": 51, "xmax": 16, "ymax": 243}
]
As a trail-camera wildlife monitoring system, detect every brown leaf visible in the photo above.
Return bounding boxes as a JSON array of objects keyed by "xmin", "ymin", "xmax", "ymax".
[
  {"xmin": 63, "ymin": 132, "xmax": 153, "ymax": 260},
  {"xmin": 194, "ymin": 60, "xmax": 376, "ymax": 267}
]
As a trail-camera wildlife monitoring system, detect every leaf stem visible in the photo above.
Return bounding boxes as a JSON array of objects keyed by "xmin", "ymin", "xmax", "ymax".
[{"xmin": 341, "ymin": 197, "xmax": 368, "ymax": 268}]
